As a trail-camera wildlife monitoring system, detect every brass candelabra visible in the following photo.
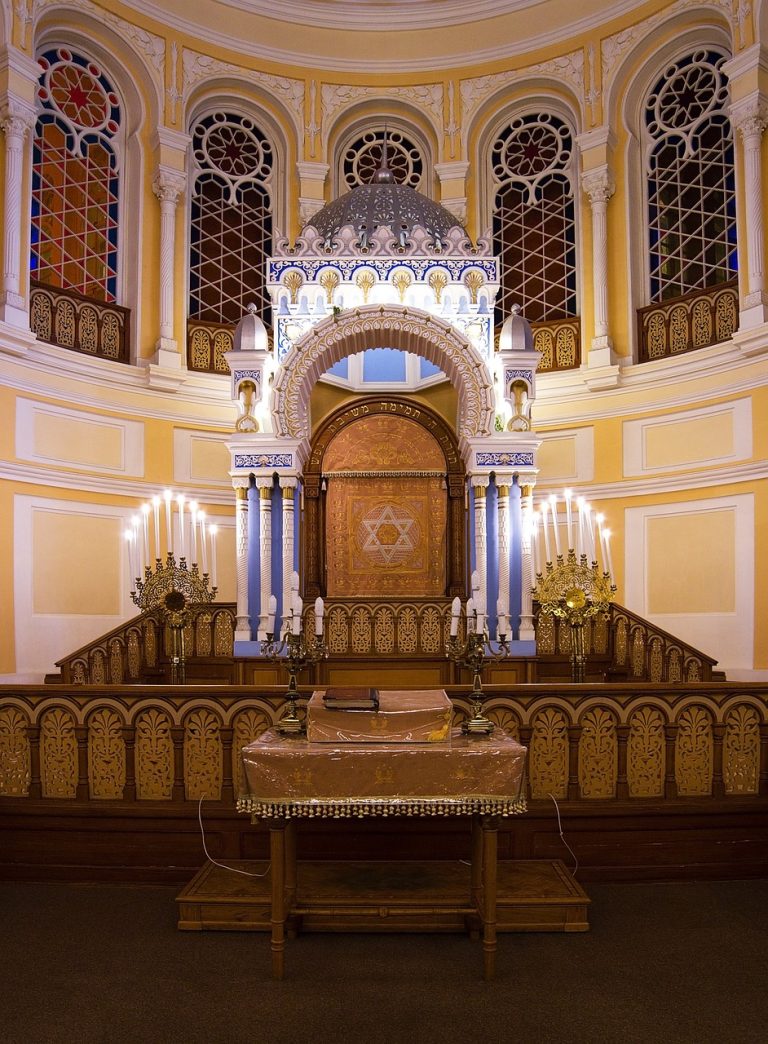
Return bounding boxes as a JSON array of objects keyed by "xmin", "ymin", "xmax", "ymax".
[
  {"xmin": 446, "ymin": 607, "xmax": 511, "ymax": 735},
  {"xmin": 262, "ymin": 625, "xmax": 327, "ymax": 734},
  {"xmin": 131, "ymin": 554, "xmax": 217, "ymax": 684},
  {"xmin": 533, "ymin": 550, "xmax": 615, "ymax": 683}
]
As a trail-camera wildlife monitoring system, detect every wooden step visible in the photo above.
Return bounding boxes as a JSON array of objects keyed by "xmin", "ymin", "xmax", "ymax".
[{"xmin": 176, "ymin": 858, "xmax": 589, "ymax": 934}]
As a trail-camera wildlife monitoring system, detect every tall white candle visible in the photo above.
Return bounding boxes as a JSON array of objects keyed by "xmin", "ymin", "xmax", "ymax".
[
  {"xmin": 163, "ymin": 490, "xmax": 173, "ymax": 557},
  {"xmin": 177, "ymin": 495, "xmax": 186, "ymax": 559},
  {"xmin": 497, "ymin": 597, "xmax": 507, "ymax": 638},
  {"xmin": 189, "ymin": 501, "xmax": 198, "ymax": 565},
  {"xmin": 141, "ymin": 504, "xmax": 150, "ymax": 567},
  {"xmin": 584, "ymin": 503, "xmax": 596, "ymax": 563},
  {"xmin": 465, "ymin": 597, "xmax": 474, "ymax": 633},
  {"xmin": 125, "ymin": 530, "xmax": 136, "ymax": 585},
  {"xmin": 314, "ymin": 596, "xmax": 324, "ymax": 637},
  {"xmin": 151, "ymin": 496, "xmax": 161, "ymax": 561},
  {"xmin": 604, "ymin": 528, "xmax": 614, "ymax": 580},
  {"xmin": 531, "ymin": 511, "xmax": 540, "ymax": 575},
  {"xmin": 291, "ymin": 570, "xmax": 300, "ymax": 592},
  {"xmin": 131, "ymin": 515, "xmax": 142, "ymax": 575},
  {"xmin": 576, "ymin": 497, "xmax": 585, "ymax": 558},
  {"xmin": 595, "ymin": 513, "xmax": 606, "ymax": 572},
  {"xmin": 199, "ymin": 512, "xmax": 208, "ymax": 573},
  {"xmin": 292, "ymin": 593, "xmax": 303, "ymax": 634},
  {"xmin": 266, "ymin": 594, "xmax": 276, "ymax": 636},
  {"xmin": 564, "ymin": 489, "xmax": 573, "ymax": 552},
  {"xmin": 540, "ymin": 501, "xmax": 552, "ymax": 564},
  {"xmin": 470, "ymin": 569, "xmax": 479, "ymax": 594},
  {"xmin": 450, "ymin": 596, "xmax": 461, "ymax": 637},
  {"xmin": 549, "ymin": 495, "xmax": 561, "ymax": 557},
  {"xmin": 209, "ymin": 525, "xmax": 218, "ymax": 588}
]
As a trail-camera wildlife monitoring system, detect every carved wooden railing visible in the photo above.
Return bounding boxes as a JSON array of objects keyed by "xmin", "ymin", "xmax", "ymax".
[
  {"xmin": 2, "ymin": 683, "xmax": 767, "ymax": 804},
  {"xmin": 530, "ymin": 317, "xmax": 581, "ymax": 372},
  {"xmin": 186, "ymin": 320, "xmax": 234, "ymax": 374},
  {"xmin": 29, "ymin": 280, "xmax": 130, "ymax": 363},
  {"xmin": 53, "ymin": 599, "xmax": 717, "ymax": 687},
  {"xmin": 637, "ymin": 281, "xmax": 738, "ymax": 362}
]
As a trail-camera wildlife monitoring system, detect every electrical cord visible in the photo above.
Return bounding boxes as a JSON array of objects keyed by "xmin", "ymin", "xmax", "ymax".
[
  {"xmin": 549, "ymin": 792, "xmax": 579, "ymax": 876},
  {"xmin": 197, "ymin": 796, "xmax": 270, "ymax": 878}
]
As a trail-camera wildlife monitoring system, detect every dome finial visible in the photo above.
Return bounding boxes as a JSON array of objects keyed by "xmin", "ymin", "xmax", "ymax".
[{"xmin": 372, "ymin": 124, "xmax": 394, "ymax": 185}]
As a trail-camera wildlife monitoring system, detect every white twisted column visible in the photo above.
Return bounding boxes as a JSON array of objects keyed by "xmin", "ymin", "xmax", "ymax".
[
  {"xmin": 233, "ymin": 482, "xmax": 251, "ymax": 641},
  {"xmin": 256, "ymin": 480, "xmax": 273, "ymax": 639},
  {"xmin": 496, "ymin": 479, "xmax": 511, "ymax": 635},
  {"xmin": 470, "ymin": 477, "xmax": 489, "ymax": 618},
  {"xmin": 1, "ymin": 100, "xmax": 36, "ymax": 327},
  {"xmin": 731, "ymin": 101, "xmax": 768, "ymax": 309},
  {"xmin": 581, "ymin": 167, "xmax": 615, "ymax": 354},
  {"xmin": 280, "ymin": 479, "xmax": 297, "ymax": 633},
  {"xmin": 519, "ymin": 484, "xmax": 536, "ymax": 641},
  {"xmin": 152, "ymin": 168, "xmax": 186, "ymax": 352}
]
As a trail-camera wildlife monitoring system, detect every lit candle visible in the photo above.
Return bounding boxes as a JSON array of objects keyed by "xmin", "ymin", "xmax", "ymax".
[
  {"xmin": 163, "ymin": 489, "xmax": 173, "ymax": 557},
  {"xmin": 595, "ymin": 513, "xmax": 606, "ymax": 573},
  {"xmin": 199, "ymin": 512, "xmax": 208, "ymax": 573},
  {"xmin": 576, "ymin": 497, "xmax": 585, "ymax": 558},
  {"xmin": 141, "ymin": 503, "xmax": 150, "ymax": 567},
  {"xmin": 314, "ymin": 596, "xmax": 324, "ymax": 637},
  {"xmin": 549, "ymin": 494, "xmax": 561, "ymax": 558},
  {"xmin": 189, "ymin": 501, "xmax": 198, "ymax": 565},
  {"xmin": 465, "ymin": 597, "xmax": 474, "ymax": 634},
  {"xmin": 151, "ymin": 496, "xmax": 161, "ymax": 561},
  {"xmin": 450, "ymin": 596, "xmax": 461, "ymax": 637},
  {"xmin": 603, "ymin": 528, "xmax": 614, "ymax": 580},
  {"xmin": 497, "ymin": 597, "xmax": 507, "ymax": 638},
  {"xmin": 131, "ymin": 515, "xmax": 142, "ymax": 576},
  {"xmin": 531, "ymin": 511, "xmax": 540, "ymax": 575},
  {"xmin": 209, "ymin": 525, "xmax": 218, "ymax": 588},
  {"xmin": 540, "ymin": 501, "xmax": 552, "ymax": 564},
  {"xmin": 584, "ymin": 503, "xmax": 596, "ymax": 563},
  {"xmin": 470, "ymin": 569, "xmax": 479, "ymax": 595},
  {"xmin": 292, "ymin": 593, "xmax": 303, "ymax": 635},
  {"xmin": 125, "ymin": 530, "xmax": 136, "ymax": 586},
  {"xmin": 177, "ymin": 495, "xmax": 186, "ymax": 560},
  {"xmin": 266, "ymin": 594, "xmax": 276, "ymax": 636},
  {"xmin": 564, "ymin": 489, "xmax": 573, "ymax": 552},
  {"xmin": 291, "ymin": 570, "xmax": 300, "ymax": 592}
]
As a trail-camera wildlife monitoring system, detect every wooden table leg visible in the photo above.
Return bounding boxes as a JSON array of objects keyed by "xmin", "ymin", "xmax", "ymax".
[
  {"xmin": 480, "ymin": 815, "xmax": 499, "ymax": 982},
  {"xmin": 269, "ymin": 819, "xmax": 287, "ymax": 980},
  {"xmin": 469, "ymin": 815, "xmax": 483, "ymax": 939},
  {"xmin": 285, "ymin": 819, "xmax": 298, "ymax": 937}
]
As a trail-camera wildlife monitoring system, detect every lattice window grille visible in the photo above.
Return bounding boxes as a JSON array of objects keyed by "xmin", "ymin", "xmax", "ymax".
[
  {"xmin": 32, "ymin": 48, "xmax": 121, "ymax": 303},
  {"xmin": 645, "ymin": 50, "xmax": 737, "ymax": 303},
  {"xmin": 189, "ymin": 112, "xmax": 274, "ymax": 324},
  {"xmin": 342, "ymin": 128, "xmax": 423, "ymax": 190},
  {"xmin": 491, "ymin": 114, "xmax": 576, "ymax": 324}
]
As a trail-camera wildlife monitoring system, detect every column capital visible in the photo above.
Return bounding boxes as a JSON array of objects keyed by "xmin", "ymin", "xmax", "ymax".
[
  {"xmin": 581, "ymin": 166, "xmax": 615, "ymax": 205},
  {"xmin": 152, "ymin": 166, "xmax": 186, "ymax": 205},
  {"xmin": 279, "ymin": 477, "xmax": 298, "ymax": 491},
  {"xmin": 255, "ymin": 478, "xmax": 274, "ymax": 492},
  {"xmin": 469, "ymin": 475, "xmax": 490, "ymax": 490},
  {"xmin": 729, "ymin": 96, "xmax": 768, "ymax": 141},
  {"xmin": 232, "ymin": 478, "xmax": 250, "ymax": 493},
  {"xmin": 0, "ymin": 97, "xmax": 37, "ymax": 139}
]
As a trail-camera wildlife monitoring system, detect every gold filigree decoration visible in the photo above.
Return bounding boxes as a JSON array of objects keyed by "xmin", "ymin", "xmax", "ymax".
[
  {"xmin": 615, "ymin": 617, "xmax": 628, "ymax": 665},
  {"xmin": 715, "ymin": 290, "xmax": 737, "ymax": 341},
  {"xmin": 691, "ymin": 298, "xmax": 712, "ymax": 346},
  {"xmin": 529, "ymin": 708, "xmax": 568, "ymax": 799},
  {"xmin": 667, "ymin": 647, "xmax": 682, "ymax": 682},
  {"xmin": 463, "ymin": 270, "xmax": 483, "ymax": 304},
  {"xmin": 675, "ymin": 706, "xmax": 712, "ymax": 796},
  {"xmin": 374, "ymin": 606, "xmax": 395, "ymax": 654},
  {"xmin": 534, "ymin": 329, "xmax": 554, "ymax": 369},
  {"xmin": 109, "ymin": 639, "xmax": 123, "ymax": 683},
  {"xmin": 101, "ymin": 313, "xmax": 120, "ymax": 357},
  {"xmin": 72, "ymin": 661, "xmax": 87, "ymax": 684},
  {"xmin": 555, "ymin": 327, "xmax": 576, "ymax": 368},
  {"xmin": 397, "ymin": 605, "xmax": 418, "ymax": 654},
  {"xmin": 135, "ymin": 708, "xmax": 173, "ymax": 800},
  {"xmin": 327, "ymin": 606, "xmax": 349, "ymax": 653},
  {"xmin": 578, "ymin": 708, "xmax": 617, "ymax": 798},
  {"xmin": 30, "ymin": 291, "xmax": 52, "ymax": 341},
  {"xmin": 283, "ymin": 270, "xmax": 304, "ymax": 304},
  {"xmin": 647, "ymin": 312, "xmax": 666, "ymax": 358},
  {"xmin": 355, "ymin": 269, "xmax": 376, "ymax": 303},
  {"xmin": 350, "ymin": 606, "xmax": 372, "ymax": 653},
  {"xmin": 392, "ymin": 270, "xmax": 412, "ymax": 302},
  {"xmin": 420, "ymin": 605, "xmax": 442, "ymax": 653},
  {"xmin": 488, "ymin": 707, "xmax": 520, "ymax": 740},
  {"xmin": 144, "ymin": 620, "xmax": 157, "ymax": 667},
  {"xmin": 686, "ymin": 658, "xmax": 701, "ymax": 682},
  {"xmin": 649, "ymin": 638, "xmax": 663, "ymax": 682},
  {"xmin": 319, "ymin": 268, "xmax": 341, "ymax": 304},
  {"xmin": 196, "ymin": 613, "xmax": 212, "ymax": 656},
  {"xmin": 592, "ymin": 613, "xmax": 608, "ymax": 654},
  {"xmin": 184, "ymin": 709, "xmax": 222, "ymax": 801},
  {"xmin": 88, "ymin": 708, "xmax": 125, "ymax": 799},
  {"xmin": 127, "ymin": 630, "xmax": 141, "ymax": 679},
  {"xmin": 557, "ymin": 621, "xmax": 572, "ymax": 654},
  {"xmin": 428, "ymin": 268, "xmax": 449, "ymax": 304},
  {"xmin": 627, "ymin": 706, "xmax": 665, "ymax": 798},
  {"xmin": 213, "ymin": 611, "xmax": 234, "ymax": 656},
  {"xmin": 0, "ymin": 707, "xmax": 31, "ymax": 796},
  {"xmin": 91, "ymin": 649, "xmax": 106, "ymax": 684},
  {"xmin": 631, "ymin": 628, "xmax": 645, "ymax": 677},
  {"xmin": 536, "ymin": 611, "xmax": 555, "ymax": 653},
  {"xmin": 41, "ymin": 708, "xmax": 78, "ymax": 799},
  {"xmin": 55, "ymin": 299, "xmax": 76, "ymax": 347},
  {"xmin": 670, "ymin": 305, "xmax": 688, "ymax": 353},
  {"xmin": 232, "ymin": 709, "xmax": 271, "ymax": 797},
  {"xmin": 723, "ymin": 705, "xmax": 760, "ymax": 795}
]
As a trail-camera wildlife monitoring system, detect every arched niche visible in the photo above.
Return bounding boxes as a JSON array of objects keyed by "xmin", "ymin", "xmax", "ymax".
[
  {"xmin": 302, "ymin": 396, "xmax": 466, "ymax": 599},
  {"xmin": 271, "ymin": 304, "xmax": 495, "ymax": 450}
]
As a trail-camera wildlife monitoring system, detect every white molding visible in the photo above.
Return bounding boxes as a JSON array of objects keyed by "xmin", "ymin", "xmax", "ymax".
[
  {"xmin": 537, "ymin": 426, "xmax": 594, "ymax": 484},
  {"xmin": 530, "ymin": 459, "xmax": 768, "ymax": 501},
  {"xmin": 15, "ymin": 399, "xmax": 145, "ymax": 477},
  {"xmin": 173, "ymin": 428, "xmax": 234, "ymax": 487},
  {"xmin": 624, "ymin": 493, "xmax": 754, "ymax": 674},
  {"xmin": 622, "ymin": 399, "xmax": 753, "ymax": 478}
]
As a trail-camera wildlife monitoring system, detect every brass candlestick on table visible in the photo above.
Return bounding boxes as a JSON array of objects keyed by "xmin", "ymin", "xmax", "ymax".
[
  {"xmin": 262, "ymin": 592, "xmax": 326, "ymax": 734},
  {"xmin": 446, "ymin": 594, "xmax": 511, "ymax": 735}
]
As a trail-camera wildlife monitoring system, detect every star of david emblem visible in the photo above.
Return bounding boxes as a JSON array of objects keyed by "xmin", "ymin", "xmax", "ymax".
[{"xmin": 359, "ymin": 503, "xmax": 417, "ymax": 566}]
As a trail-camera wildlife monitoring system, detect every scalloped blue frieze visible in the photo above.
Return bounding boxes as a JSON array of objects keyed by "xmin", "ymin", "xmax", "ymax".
[
  {"xmin": 233, "ymin": 453, "xmax": 293, "ymax": 468},
  {"xmin": 475, "ymin": 451, "xmax": 534, "ymax": 467},
  {"xmin": 504, "ymin": 369, "xmax": 534, "ymax": 384},
  {"xmin": 269, "ymin": 257, "xmax": 498, "ymax": 282},
  {"xmin": 232, "ymin": 370, "xmax": 262, "ymax": 383}
]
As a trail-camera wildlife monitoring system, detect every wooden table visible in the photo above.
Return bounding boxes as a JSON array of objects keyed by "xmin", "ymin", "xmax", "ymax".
[{"xmin": 238, "ymin": 728, "xmax": 527, "ymax": 981}]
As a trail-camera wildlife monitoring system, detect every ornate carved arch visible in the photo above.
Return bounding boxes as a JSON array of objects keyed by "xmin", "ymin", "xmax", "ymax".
[
  {"xmin": 302, "ymin": 396, "xmax": 466, "ymax": 598},
  {"xmin": 271, "ymin": 304, "xmax": 495, "ymax": 448}
]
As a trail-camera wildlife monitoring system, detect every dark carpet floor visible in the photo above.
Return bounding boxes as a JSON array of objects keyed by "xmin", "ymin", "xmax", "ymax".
[{"xmin": 0, "ymin": 876, "xmax": 766, "ymax": 1044}]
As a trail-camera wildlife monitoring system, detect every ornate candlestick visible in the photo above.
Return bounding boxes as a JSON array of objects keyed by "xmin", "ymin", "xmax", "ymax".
[
  {"xmin": 445, "ymin": 594, "xmax": 511, "ymax": 735},
  {"xmin": 262, "ymin": 594, "xmax": 326, "ymax": 734}
]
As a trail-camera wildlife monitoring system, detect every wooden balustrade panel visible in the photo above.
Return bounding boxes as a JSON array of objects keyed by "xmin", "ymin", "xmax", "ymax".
[{"xmin": 0, "ymin": 707, "xmax": 31, "ymax": 796}]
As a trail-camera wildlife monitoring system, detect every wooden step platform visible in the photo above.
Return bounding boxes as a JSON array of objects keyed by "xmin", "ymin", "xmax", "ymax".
[{"xmin": 176, "ymin": 859, "xmax": 589, "ymax": 934}]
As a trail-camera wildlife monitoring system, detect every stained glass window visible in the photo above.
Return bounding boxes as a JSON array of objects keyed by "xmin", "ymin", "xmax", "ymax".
[
  {"xmin": 491, "ymin": 113, "xmax": 576, "ymax": 325},
  {"xmin": 342, "ymin": 128, "xmax": 423, "ymax": 189},
  {"xmin": 31, "ymin": 48, "xmax": 121, "ymax": 302},
  {"xmin": 189, "ymin": 112, "xmax": 274, "ymax": 325},
  {"xmin": 645, "ymin": 50, "xmax": 737, "ymax": 302}
]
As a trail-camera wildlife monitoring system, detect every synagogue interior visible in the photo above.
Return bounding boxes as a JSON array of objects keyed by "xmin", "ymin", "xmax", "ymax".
[{"xmin": 1, "ymin": 0, "xmax": 768, "ymax": 1013}]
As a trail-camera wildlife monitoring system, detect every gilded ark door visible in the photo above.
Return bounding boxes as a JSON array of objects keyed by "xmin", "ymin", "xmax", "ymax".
[{"xmin": 323, "ymin": 413, "xmax": 447, "ymax": 598}]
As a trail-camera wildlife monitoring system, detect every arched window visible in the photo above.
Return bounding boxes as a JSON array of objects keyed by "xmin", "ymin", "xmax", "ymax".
[
  {"xmin": 645, "ymin": 50, "xmax": 737, "ymax": 302},
  {"xmin": 341, "ymin": 128, "xmax": 424, "ymax": 189},
  {"xmin": 491, "ymin": 113, "xmax": 576, "ymax": 327},
  {"xmin": 188, "ymin": 111, "xmax": 273, "ymax": 374},
  {"xmin": 31, "ymin": 47, "xmax": 121, "ymax": 303}
]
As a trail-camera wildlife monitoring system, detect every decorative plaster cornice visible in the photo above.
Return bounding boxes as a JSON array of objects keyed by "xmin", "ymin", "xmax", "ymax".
[
  {"xmin": 319, "ymin": 82, "xmax": 443, "ymax": 137},
  {"xmin": 182, "ymin": 48, "xmax": 304, "ymax": 128}
]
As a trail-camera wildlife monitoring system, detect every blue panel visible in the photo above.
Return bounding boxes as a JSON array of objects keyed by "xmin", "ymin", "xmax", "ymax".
[
  {"xmin": 509, "ymin": 480, "xmax": 523, "ymax": 640},
  {"xmin": 326, "ymin": 358, "xmax": 349, "ymax": 379},
  {"xmin": 486, "ymin": 479, "xmax": 499, "ymax": 639},
  {"xmin": 362, "ymin": 348, "xmax": 406, "ymax": 382},
  {"xmin": 271, "ymin": 485, "xmax": 283, "ymax": 629},
  {"xmin": 247, "ymin": 484, "xmax": 260, "ymax": 640},
  {"xmin": 293, "ymin": 486, "xmax": 300, "ymax": 574},
  {"xmin": 420, "ymin": 357, "xmax": 443, "ymax": 379}
]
